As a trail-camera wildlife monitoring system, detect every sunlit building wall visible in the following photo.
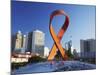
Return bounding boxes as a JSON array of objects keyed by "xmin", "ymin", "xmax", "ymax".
[
  {"xmin": 32, "ymin": 30, "xmax": 45, "ymax": 56},
  {"xmin": 15, "ymin": 30, "xmax": 23, "ymax": 52}
]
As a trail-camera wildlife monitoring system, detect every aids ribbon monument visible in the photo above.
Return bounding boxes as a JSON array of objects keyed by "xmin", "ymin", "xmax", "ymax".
[{"xmin": 47, "ymin": 10, "xmax": 69, "ymax": 61}]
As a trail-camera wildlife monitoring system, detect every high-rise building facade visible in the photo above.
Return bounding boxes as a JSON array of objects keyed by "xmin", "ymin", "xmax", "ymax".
[
  {"xmin": 26, "ymin": 32, "xmax": 33, "ymax": 52},
  {"xmin": 21, "ymin": 35, "xmax": 27, "ymax": 53},
  {"xmin": 11, "ymin": 34, "xmax": 16, "ymax": 52},
  {"xmin": 32, "ymin": 30, "xmax": 45, "ymax": 56},
  {"xmin": 44, "ymin": 47, "xmax": 50, "ymax": 57},
  {"xmin": 15, "ymin": 30, "xmax": 23, "ymax": 52},
  {"xmin": 12, "ymin": 30, "xmax": 45, "ymax": 55},
  {"xmin": 80, "ymin": 39, "xmax": 96, "ymax": 58}
]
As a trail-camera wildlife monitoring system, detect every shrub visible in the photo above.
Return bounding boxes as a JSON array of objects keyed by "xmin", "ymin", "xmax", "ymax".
[{"xmin": 28, "ymin": 55, "xmax": 46, "ymax": 64}]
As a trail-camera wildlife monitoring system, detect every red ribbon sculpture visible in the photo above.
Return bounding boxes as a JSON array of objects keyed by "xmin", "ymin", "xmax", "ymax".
[{"xmin": 47, "ymin": 10, "xmax": 69, "ymax": 61}]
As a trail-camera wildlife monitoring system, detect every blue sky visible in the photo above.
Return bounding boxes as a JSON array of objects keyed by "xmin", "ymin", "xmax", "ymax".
[{"xmin": 11, "ymin": 1, "xmax": 96, "ymax": 52}]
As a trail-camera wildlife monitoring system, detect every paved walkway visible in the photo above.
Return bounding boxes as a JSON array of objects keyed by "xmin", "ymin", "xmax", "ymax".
[{"xmin": 12, "ymin": 61, "xmax": 96, "ymax": 75}]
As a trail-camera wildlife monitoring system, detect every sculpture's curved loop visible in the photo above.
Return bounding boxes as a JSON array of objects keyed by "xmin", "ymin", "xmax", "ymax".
[{"xmin": 47, "ymin": 10, "xmax": 69, "ymax": 61}]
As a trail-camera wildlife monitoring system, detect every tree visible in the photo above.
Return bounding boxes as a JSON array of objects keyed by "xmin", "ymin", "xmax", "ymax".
[
  {"xmin": 55, "ymin": 50, "xmax": 62, "ymax": 61},
  {"xmin": 28, "ymin": 55, "xmax": 46, "ymax": 63}
]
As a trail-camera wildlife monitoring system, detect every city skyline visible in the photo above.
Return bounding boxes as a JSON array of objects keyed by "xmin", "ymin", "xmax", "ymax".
[{"xmin": 11, "ymin": 1, "xmax": 96, "ymax": 52}]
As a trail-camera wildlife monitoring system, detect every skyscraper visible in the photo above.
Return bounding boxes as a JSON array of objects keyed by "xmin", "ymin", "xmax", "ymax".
[
  {"xmin": 11, "ymin": 34, "xmax": 16, "ymax": 52},
  {"xmin": 15, "ymin": 30, "xmax": 23, "ymax": 53},
  {"xmin": 32, "ymin": 30, "xmax": 45, "ymax": 56},
  {"xmin": 26, "ymin": 32, "xmax": 33, "ymax": 52},
  {"xmin": 80, "ymin": 39, "xmax": 96, "ymax": 58},
  {"xmin": 44, "ymin": 47, "xmax": 50, "ymax": 57},
  {"xmin": 21, "ymin": 35, "xmax": 27, "ymax": 53}
]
